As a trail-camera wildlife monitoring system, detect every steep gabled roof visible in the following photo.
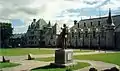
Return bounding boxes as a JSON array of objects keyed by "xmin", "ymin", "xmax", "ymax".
[{"xmin": 36, "ymin": 19, "xmax": 48, "ymax": 30}]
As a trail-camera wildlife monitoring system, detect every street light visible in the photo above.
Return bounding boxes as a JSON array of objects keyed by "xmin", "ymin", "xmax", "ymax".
[
  {"xmin": 74, "ymin": 29, "xmax": 77, "ymax": 48},
  {"xmin": 88, "ymin": 28, "xmax": 91, "ymax": 50},
  {"xmin": 96, "ymin": 28, "xmax": 100, "ymax": 52},
  {"xmin": 78, "ymin": 28, "xmax": 82, "ymax": 51},
  {"xmin": 81, "ymin": 29, "xmax": 84, "ymax": 48}
]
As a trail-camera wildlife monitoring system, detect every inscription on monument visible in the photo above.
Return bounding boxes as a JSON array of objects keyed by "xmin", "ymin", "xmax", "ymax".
[{"xmin": 67, "ymin": 53, "xmax": 72, "ymax": 60}]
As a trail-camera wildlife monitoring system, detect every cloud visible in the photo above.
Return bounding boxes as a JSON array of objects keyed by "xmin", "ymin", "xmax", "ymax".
[
  {"xmin": 0, "ymin": 0, "xmax": 120, "ymax": 33},
  {"xmin": 100, "ymin": 0, "xmax": 120, "ymax": 10}
]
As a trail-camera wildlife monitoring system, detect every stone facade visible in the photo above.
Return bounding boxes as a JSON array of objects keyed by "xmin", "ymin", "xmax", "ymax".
[
  {"xmin": 19, "ymin": 9, "xmax": 120, "ymax": 49},
  {"xmin": 69, "ymin": 9, "xmax": 120, "ymax": 49},
  {"xmin": 24, "ymin": 19, "xmax": 59, "ymax": 47}
]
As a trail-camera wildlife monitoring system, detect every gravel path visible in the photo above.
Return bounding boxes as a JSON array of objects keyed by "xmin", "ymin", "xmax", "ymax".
[
  {"xmin": 0, "ymin": 50, "xmax": 119, "ymax": 71},
  {"xmin": 75, "ymin": 60, "xmax": 119, "ymax": 71}
]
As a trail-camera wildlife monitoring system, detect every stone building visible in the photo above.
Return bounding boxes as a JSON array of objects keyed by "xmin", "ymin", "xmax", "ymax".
[
  {"xmin": 43, "ymin": 22, "xmax": 60, "ymax": 47},
  {"xmin": 25, "ymin": 19, "xmax": 60, "ymax": 47},
  {"xmin": 69, "ymin": 9, "xmax": 120, "ymax": 49},
  {"xmin": 9, "ymin": 34, "xmax": 25, "ymax": 47}
]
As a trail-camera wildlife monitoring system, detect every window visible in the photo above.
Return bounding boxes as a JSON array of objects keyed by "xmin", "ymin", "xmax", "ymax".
[
  {"xmin": 101, "ymin": 30, "xmax": 104, "ymax": 38},
  {"xmin": 31, "ymin": 31, "xmax": 34, "ymax": 34},
  {"xmin": 91, "ymin": 22, "xmax": 93, "ymax": 26},
  {"xmin": 85, "ymin": 31, "xmax": 88, "ymax": 37},
  {"xmin": 29, "ymin": 41, "xmax": 31, "ymax": 44},
  {"xmin": 98, "ymin": 21, "xmax": 100, "ymax": 26},
  {"xmin": 78, "ymin": 23, "xmax": 79, "ymax": 28},
  {"xmin": 51, "ymin": 35, "xmax": 53, "ymax": 39},
  {"xmin": 34, "ymin": 41, "xmax": 36, "ymax": 44},
  {"xmin": 34, "ymin": 36, "xmax": 36, "ymax": 39},
  {"xmin": 78, "ymin": 32, "xmax": 80, "ymax": 38},
  {"xmin": 93, "ymin": 31, "xmax": 96, "ymax": 38},
  {"xmin": 29, "ymin": 37, "xmax": 31, "ymax": 39},
  {"xmin": 72, "ymin": 32, "xmax": 74, "ymax": 37},
  {"xmin": 84, "ymin": 22, "xmax": 86, "ymax": 27},
  {"xmin": 31, "ymin": 36, "xmax": 34, "ymax": 40}
]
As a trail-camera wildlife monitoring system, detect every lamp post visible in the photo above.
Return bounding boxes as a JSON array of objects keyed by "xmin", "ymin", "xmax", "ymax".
[
  {"xmin": 38, "ymin": 39, "xmax": 40, "ymax": 49},
  {"xmin": 74, "ymin": 29, "xmax": 77, "ymax": 48},
  {"xmin": 78, "ymin": 28, "xmax": 81, "ymax": 51},
  {"xmin": 98, "ymin": 33, "xmax": 100, "ymax": 52},
  {"xmin": 81, "ymin": 29, "xmax": 84, "ymax": 48},
  {"xmin": 97, "ymin": 28, "xmax": 100, "ymax": 52},
  {"xmin": 105, "ymin": 31, "xmax": 106, "ymax": 53}
]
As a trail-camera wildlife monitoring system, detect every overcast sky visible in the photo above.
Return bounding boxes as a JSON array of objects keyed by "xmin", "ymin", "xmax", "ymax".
[{"xmin": 0, "ymin": 0, "xmax": 120, "ymax": 34}]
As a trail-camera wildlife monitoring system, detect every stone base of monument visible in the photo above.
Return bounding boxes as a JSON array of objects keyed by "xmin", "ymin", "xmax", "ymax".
[{"xmin": 50, "ymin": 49, "xmax": 75, "ymax": 67}]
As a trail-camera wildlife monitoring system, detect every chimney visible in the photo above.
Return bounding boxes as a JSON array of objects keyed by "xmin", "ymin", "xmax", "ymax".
[
  {"xmin": 74, "ymin": 20, "xmax": 77, "ymax": 25},
  {"xmin": 33, "ymin": 19, "xmax": 36, "ymax": 23}
]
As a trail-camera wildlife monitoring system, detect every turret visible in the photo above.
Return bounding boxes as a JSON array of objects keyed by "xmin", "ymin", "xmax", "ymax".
[
  {"xmin": 74, "ymin": 20, "xmax": 77, "ymax": 25},
  {"xmin": 48, "ymin": 21, "xmax": 51, "ymax": 27},
  {"xmin": 106, "ymin": 8, "xmax": 115, "ymax": 29},
  {"xmin": 105, "ymin": 8, "xmax": 115, "ymax": 49},
  {"xmin": 33, "ymin": 19, "xmax": 36, "ymax": 23}
]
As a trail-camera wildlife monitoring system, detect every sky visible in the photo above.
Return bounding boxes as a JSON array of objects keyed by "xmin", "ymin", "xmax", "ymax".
[{"xmin": 0, "ymin": 0, "xmax": 120, "ymax": 34}]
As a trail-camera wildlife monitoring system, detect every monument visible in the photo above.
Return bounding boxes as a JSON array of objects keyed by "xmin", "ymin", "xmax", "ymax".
[{"xmin": 51, "ymin": 24, "xmax": 74, "ymax": 67}]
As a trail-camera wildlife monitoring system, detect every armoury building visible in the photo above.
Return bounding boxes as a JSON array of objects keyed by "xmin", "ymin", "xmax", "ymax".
[
  {"xmin": 10, "ymin": 9, "xmax": 120, "ymax": 49},
  {"xmin": 69, "ymin": 9, "xmax": 120, "ymax": 49}
]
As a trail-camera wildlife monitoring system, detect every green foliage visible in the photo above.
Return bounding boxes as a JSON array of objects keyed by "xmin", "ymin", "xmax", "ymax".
[
  {"xmin": 0, "ymin": 62, "xmax": 20, "ymax": 68},
  {"xmin": 66, "ymin": 68, "xmax": 73, "ymax": 71},
  {"xmin": 0, "ymin": 22, "xmax": 13, "ymax": 47}
]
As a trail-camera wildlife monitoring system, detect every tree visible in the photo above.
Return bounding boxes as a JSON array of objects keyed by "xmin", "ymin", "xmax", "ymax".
[{"xmin": 0, "ymin": 22, "xmax": 13, "ymax": 48}]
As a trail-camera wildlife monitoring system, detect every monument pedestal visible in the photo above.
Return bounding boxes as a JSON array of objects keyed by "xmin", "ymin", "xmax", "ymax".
[{"xmin": 51, "ymin": 49, "xmax": 74, "ymax": 67}]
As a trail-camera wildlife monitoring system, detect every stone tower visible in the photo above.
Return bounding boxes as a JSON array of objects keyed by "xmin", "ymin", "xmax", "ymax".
[{"xmin": 105, "ymin": 8, "xmax": 115, "ymax": 49}]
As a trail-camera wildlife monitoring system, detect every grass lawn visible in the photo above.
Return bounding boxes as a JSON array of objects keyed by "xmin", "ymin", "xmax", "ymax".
[
  {"xmin": 35, "ymin": 52, "xmax": 120, "ymax": 66},
  {"xmin": 74, "ymin": 52, "xmax": 120, "ymax": 66},
  {"xmin": 0, "ymin": 48, "xmax": 92, "ymax": 56},
  {"xmin": 32, "ymin": 62, "xmax": 90, "ymax": 71},
  {"xmin": 0, "ymin": 48, "xmax": 55, "ymax": 56},
  {"xmin": 0, "ymin": 62, "xmax": 20, "ymax": 68}
]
